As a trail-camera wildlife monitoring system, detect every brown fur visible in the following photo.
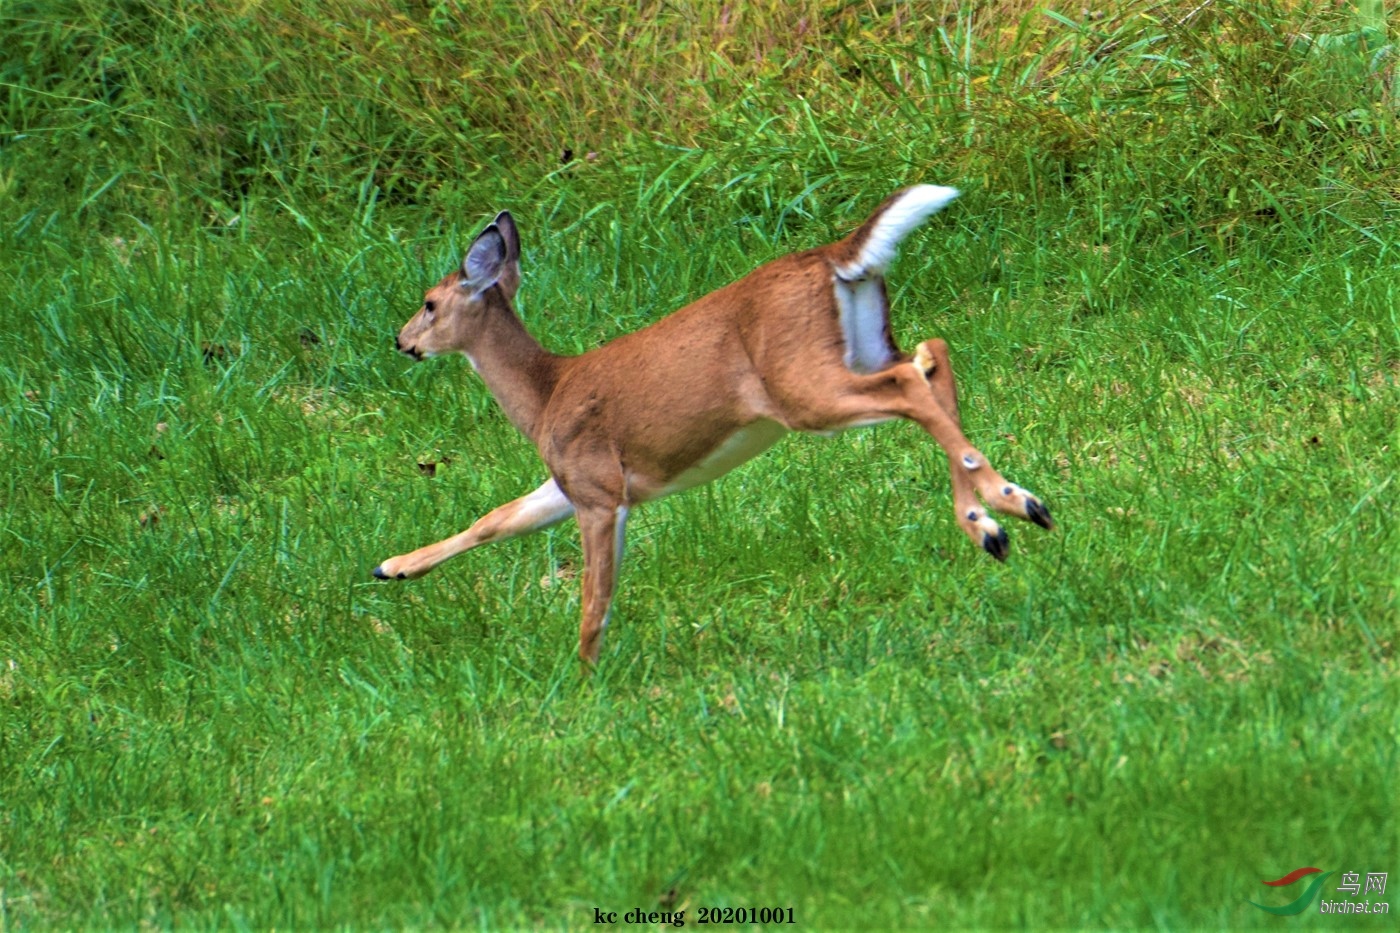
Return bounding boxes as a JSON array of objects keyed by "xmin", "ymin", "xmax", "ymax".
[{"xmin": 376, "ymin": 192, "xmax": 1054, "ymax": 665}]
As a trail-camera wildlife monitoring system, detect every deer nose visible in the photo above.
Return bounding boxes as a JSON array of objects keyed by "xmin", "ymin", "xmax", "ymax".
[{"xmin": 395, "ymin": 335, "xmax": 421, "ymax": 360}]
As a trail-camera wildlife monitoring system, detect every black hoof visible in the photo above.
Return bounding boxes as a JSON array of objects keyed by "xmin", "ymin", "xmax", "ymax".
[
  {"xmin": 982, "ymin": 528, "xmax": 1010, "ymax": 562},
  {"xmin": 1026, "ymin": 498, "xmax": 1054, "ymax": 531}
]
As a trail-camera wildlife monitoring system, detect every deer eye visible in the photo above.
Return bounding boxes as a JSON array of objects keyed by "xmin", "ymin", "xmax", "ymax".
[{"xmin": 424, "ymin": 300, "xmax": 436, "ymax": 314}]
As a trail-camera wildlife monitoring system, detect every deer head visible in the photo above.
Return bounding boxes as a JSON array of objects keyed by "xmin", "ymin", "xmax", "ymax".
[{"xmin": 396, "ymin": 211, "xmax": 522, "ymax": 361}]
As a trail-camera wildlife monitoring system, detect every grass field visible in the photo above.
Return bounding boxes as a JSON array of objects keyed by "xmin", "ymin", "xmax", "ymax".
[{"xmin": 2, "ymin": 1, "xmax": 1398, "ymax": 929}]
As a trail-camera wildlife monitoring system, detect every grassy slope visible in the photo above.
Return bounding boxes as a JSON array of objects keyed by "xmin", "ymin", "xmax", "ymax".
[{"xmin": 2, "ymin": 1, "xmax": 1398, "ymax": 928}]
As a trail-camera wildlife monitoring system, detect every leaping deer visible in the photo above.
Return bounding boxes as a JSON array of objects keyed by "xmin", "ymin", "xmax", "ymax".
[{"xmin": 374, "ymin": 186, "xmax": 1054, "ymax": 665}]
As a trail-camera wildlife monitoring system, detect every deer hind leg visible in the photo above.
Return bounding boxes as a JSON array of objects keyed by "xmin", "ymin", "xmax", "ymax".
[
  {"xmin": 575, "ymin": 504, "xmax": 628, "ymax": 667},
  {"xmin": 789, "ymin": 351, "xmax": 1052, "ymax": 560},
  {"xmin": 909, "ymin": 339, "xmax": 1053, "ymax": 559},
  {"xmin": 373, "ymin": 478, "xmax": 575, "ymax": 581}
]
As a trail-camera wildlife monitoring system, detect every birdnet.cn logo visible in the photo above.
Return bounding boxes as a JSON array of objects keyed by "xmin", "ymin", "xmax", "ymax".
[{"xmin": 1249, "ymin": 866, "xmax": 1390, "ymax": 916}]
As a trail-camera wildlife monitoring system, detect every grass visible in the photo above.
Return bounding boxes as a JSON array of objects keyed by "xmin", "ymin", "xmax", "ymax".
[{"xmin": 2, "ymin": 0, "xmax": 1398, "ymax": 929}]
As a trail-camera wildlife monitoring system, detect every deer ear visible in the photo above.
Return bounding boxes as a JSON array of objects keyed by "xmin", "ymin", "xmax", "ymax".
[
  {"xmin": 493, "ymin": 211, "xmax": 521, "ymax": 263},
  {"xmin": 461, "ymin": 225, "xmax": 507, "ymax": 290}
]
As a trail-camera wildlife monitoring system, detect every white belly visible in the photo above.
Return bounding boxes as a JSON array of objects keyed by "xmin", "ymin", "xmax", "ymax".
[{"xmin": 643, "ymin": 419, "xmax": 788, "ymax": 501}]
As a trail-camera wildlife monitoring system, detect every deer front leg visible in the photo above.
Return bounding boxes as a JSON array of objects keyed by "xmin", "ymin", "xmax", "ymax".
[
  {"xmin": 910, "ymin": 339, "xmax": 1053, "ymax": 559},
  {"xmin": 373, "ymin": 478, "xmax": 575, "ymax": 580},
  {"xmin": 574, "ymin": 504, "xmax": 628, "ymax": 666}
]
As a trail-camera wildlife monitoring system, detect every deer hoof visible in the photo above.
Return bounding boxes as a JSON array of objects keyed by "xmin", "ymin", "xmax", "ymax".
[
  {"xmin": 1026, "ymin": 498, "xmax": 1054, "ymax": 531},
  {"xmin": 982, "ymin": 527, "xmax": 1010, "ymax": 562}
]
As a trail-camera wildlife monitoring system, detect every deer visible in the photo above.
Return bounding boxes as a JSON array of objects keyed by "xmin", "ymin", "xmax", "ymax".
[{"xmin": 373, "ymin": 185, "xmax": 1054, "ymax": 665}]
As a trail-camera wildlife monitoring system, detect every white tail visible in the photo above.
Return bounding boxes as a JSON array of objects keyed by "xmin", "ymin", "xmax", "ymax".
[
  {"xmin": 375, "ymin": 188, "xmax": 1054, "ymax": 665},
  {"xmin": 835, "ymin": 184, "xmax": 961, "ymax": 279}
]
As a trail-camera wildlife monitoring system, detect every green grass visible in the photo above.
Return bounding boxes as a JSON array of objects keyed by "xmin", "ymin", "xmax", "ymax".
[{"xmin": 2, "ymin": 1, "xmax": 1398, "ymax": 929}]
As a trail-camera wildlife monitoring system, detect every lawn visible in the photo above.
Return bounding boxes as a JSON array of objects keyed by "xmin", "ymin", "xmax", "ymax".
[{"xmin": 1, "ymin": 1, "xmax": 1396, "ymax": 928}]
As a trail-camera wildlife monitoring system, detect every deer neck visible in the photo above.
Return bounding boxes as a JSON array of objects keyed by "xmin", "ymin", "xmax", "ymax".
[{"xmin": 463, "ymin": 294, "xmax": 560, "ymax": 442}]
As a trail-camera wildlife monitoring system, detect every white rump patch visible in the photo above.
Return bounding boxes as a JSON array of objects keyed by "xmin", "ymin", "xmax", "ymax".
[
  {"xmin": 833, "ymin": 276, "xmax": 894, "ymax": 373},
  {"xmin": 837, "ymin": 184, "xmax": 960, "ymax": 280}
]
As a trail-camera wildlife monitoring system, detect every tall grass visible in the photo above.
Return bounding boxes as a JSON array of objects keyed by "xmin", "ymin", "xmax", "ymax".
[
  {"xmin": 5, "ymin": 1, "xmax": 1396, "ymax": 225},
  {"xmin": 2, "ymin": 1, "xmax": 1397, "ymax": 929}
]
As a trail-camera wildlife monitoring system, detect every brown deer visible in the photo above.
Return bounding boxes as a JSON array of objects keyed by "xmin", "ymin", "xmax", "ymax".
[{"xmin": 374, "ymin": 186, "xmax": 1053, "ymax": 664}]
